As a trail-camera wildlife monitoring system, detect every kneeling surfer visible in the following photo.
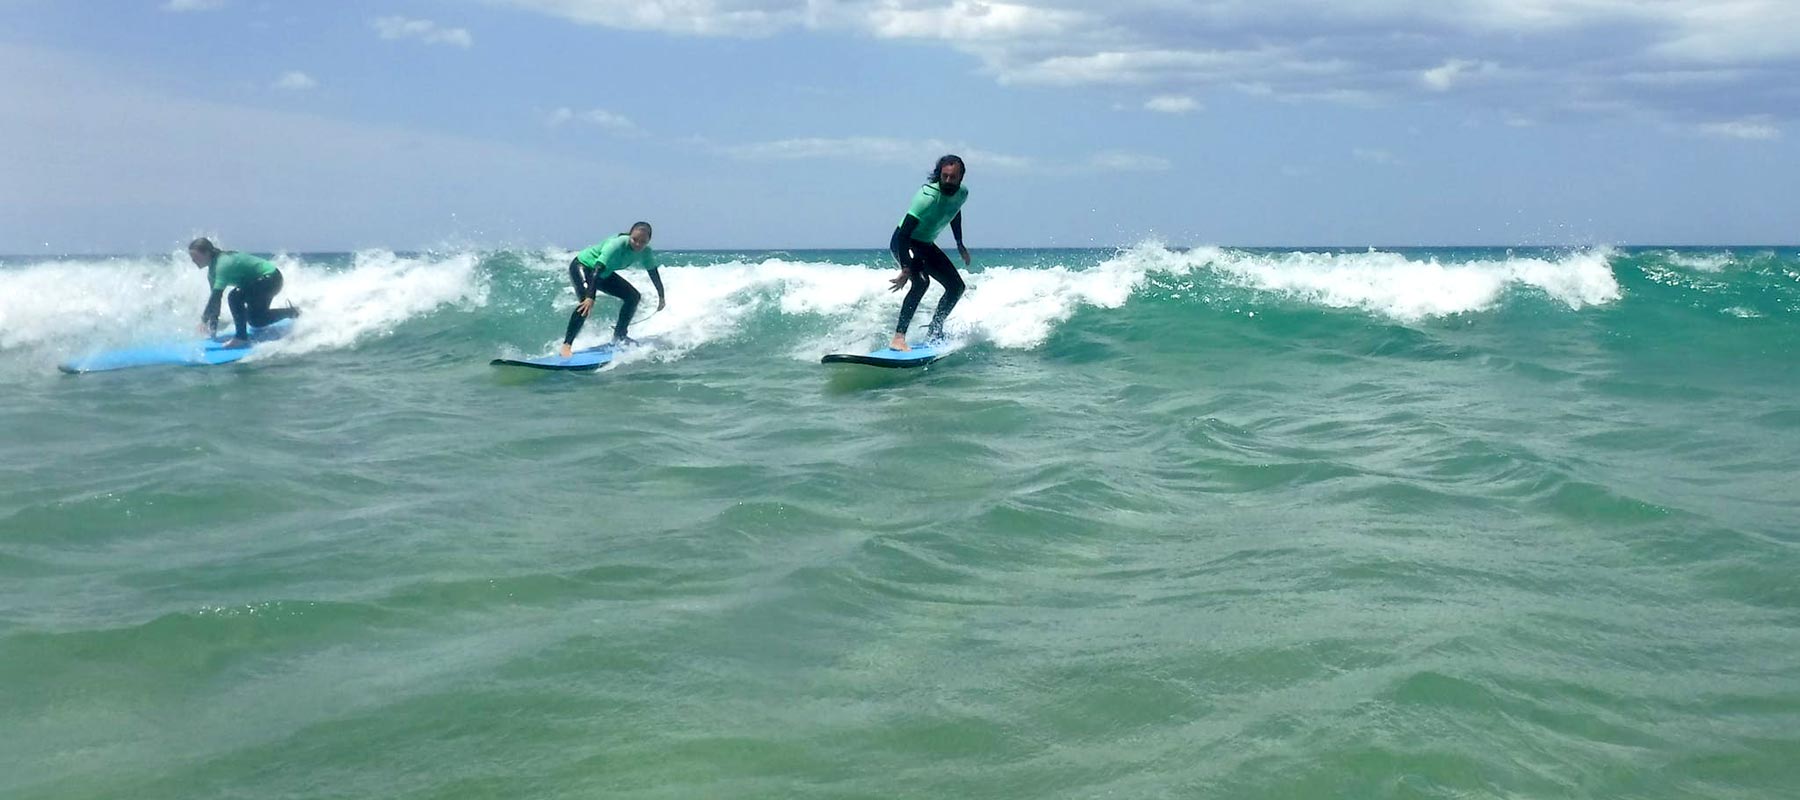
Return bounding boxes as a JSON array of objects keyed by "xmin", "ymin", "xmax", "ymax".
[{"xmin": 188, "ymin": 237, "xmax": 300, "ymax": 348}]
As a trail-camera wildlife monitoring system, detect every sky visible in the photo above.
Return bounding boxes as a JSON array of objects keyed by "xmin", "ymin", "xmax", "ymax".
[{"xmin": 1, "ymin": 0, "xmax": 1796, "ymax": 252}]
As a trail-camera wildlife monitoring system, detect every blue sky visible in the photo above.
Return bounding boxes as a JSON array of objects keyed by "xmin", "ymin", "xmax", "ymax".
[{"xmin": 2, "ymin": 0, "xmax": 1796, "ymax": 252}]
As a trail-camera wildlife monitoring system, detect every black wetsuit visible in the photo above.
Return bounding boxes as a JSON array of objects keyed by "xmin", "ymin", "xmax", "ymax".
[
  {"xmin": 890, "ymin": 213, "xmax": 965, "ymax": 340},
  {"xmin": 564, "ymin": 258, "xmax": 643, "ymax": 344},
  {"xmin": 205, "ymin": 271, "xmax": 297, "ymax": 339}
]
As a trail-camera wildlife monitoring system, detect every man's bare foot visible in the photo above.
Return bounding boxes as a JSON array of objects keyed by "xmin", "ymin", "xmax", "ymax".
[
  {"xmin": 560, "ymin": 343, "xmax": 573, "ymax": 358},
  {"xmin": 889, "ymin": 334, "xmax": 909, "ymax": 351}
]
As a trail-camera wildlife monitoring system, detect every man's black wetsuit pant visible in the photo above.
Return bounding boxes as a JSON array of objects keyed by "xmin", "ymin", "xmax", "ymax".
[{"xmin": 892, "ymin": 232, "xmax": 965, "ymax": 340}]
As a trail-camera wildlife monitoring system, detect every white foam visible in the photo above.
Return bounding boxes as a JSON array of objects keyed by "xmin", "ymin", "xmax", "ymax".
[
  {"xmin": 946, "ymin": 255, "xmax": 1145, "ymax": 347},
  {"xmin": 556, "ymin": 243, "xmax": 1623, "ymax": 359},
  {"xmin": 253, "ymin": 250, "xmax": 486, "ymax": 357},
  {"xmin": 0, "ymin": 250, "xmax": 486, "ymax": 363},
  {"xmin": 3, "ymin": 243, "xmax": 1628, "ymax": 372},
  {"xmin": 0, "ymin": 254, "xmax": 199, "ymax": 351},
  {"xmin": 1110, "ymin": 244, "xmax": 1621, "ymax": 322},
  {"xmin": 571, "ymin": 259, "xmax": 895, "ymax": 359},
  {"xmin": 1661, "ymin": 250, "xmax": 1734, "ymax": 272},
  {"xmin": 572, "ymin": 254, "xmax": 1153, "ymax": 358}
]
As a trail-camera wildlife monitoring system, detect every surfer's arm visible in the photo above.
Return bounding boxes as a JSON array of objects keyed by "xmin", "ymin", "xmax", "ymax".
[
  {"xmin": 890, "ymin": 216, "xmax": 921, "ymax": 268},
  {"xmin": 950, "ymin": 213, "xmax": 969, "ymax": 265},
  {"xmin": 648, "ymin": 268, "xmax": 666, "ymax": 309},
  {"xmin": 571, "ymin": 259, "xmax": 596, "ymax": 299},
  {"xmin": 888, "ymin": 218, "xmax": 922, "ymax": 291},
  {"xmin": 201, "ymin": 290, "xmax": 223, "ymax": 325}
]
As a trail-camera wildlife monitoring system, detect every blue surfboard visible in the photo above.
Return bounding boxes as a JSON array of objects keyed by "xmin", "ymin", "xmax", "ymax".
[
  {"xmin": 59, "ymin": 319, "xmax": 295, "ymax": 374},
  {"xmin": 490, "ymin": 338, "xmax": 657, "ymax": 372},
  {"xmin": 821, "ymin": 341, "xmax": 953, "ymax": 369}
]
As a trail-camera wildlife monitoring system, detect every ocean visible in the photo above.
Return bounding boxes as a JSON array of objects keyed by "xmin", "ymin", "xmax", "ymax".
[{"xmin": 2, "ymin": 244, "xmax": 1797, "ymax": 798}]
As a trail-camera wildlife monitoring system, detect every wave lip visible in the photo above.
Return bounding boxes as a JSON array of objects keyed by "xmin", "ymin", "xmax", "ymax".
[
  {"xmin": 260, "ymin": 250, "xmax": 488, "ymax": 357},
  {"xmin": 1154, "ymin": 245, "xmax": 1624, "ymax": 321}
]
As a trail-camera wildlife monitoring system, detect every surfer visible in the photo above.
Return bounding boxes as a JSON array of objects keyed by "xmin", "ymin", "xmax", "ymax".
[
  {"xmin": 189, "ymin": 238, "xmax": 300, "ymax": 348},
  {"xmin": 562, "ymin": 221, "xmax": 665, "ymax": 358},
  {"xmin": 885, "ymin": 154, "xmax": 970, "ymax": 351}
]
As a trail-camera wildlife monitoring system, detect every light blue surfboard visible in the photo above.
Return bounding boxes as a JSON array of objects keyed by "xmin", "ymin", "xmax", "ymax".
[
  {"xmin": 490, "ymin": 338, "xmax": 658, "ymax": 372},
  {"xmin": 821, "ymin": 341, "xmax": 953, "ymax": 369},
  {"xmin": 59, "ymin": 319, "xmax": 295, "ymax": 374}
]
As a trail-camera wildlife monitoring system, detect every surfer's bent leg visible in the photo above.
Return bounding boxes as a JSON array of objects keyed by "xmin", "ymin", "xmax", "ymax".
[
  {"xmin": 246, "ymin": 271, "xmax": 296, "ymax": 329},
  {"xmin": 917, "ymin": 247, "xmax": 964, "ymax": 341},
  {"xmin": 226, "ymin": 287, "xmax": 251, "ymax": 339},
  {"xmin": 895, "ymin": 242, "xmax": 945, "ymax": 335},
  {"xmin": 564, "ymin": 260, "xmax": 597, "ymax": 345},
  {"xmin": 594, "ymin": 272, "xmax": 640, "ymax": 339}
]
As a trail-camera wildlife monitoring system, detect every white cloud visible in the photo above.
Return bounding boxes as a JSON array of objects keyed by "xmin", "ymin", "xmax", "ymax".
[
  {"xmin": 863, "ymin": 0, "xmax": 1088, "ymax": 42},
  {"xmin": 163, "ymin": 0, "xmax": 226, "ymax": 11},
  {"xmin": 372, "ymin": 17, "xmax": 473, "ymax": 48},
  {"xmin": 998, "ymin": 47, "xmax": 1325, "ymax": 88},
  {"xmin": 1144, "ymin": 95, "xmax": 1199, "ymax": 113},
  {"xmin": 1649, "ymin": 2, "xmax": 1800, "ymax": 63},
  {"xmin": 272, "ymin": 71, "xmax": 317, "ymax": 91},
  {"xmin": 547, "ymin": 107, "xmax": 640, "ymax": 135},
  {"xmin": 1698, "ymin": 119, "xmax": 1780, "ymax": 140},
  {"xmin": 1421, "ymin": 59, "xmax": 1499, "ymax": 92},
  {"xmin": 496, "ymin": 0, "xmax": 804, "ymax": 37},
  {"xmin": 493, "ymin": 0, "xmax": 1800, "ymax": 123},
  {"xmin": 497, "ymin": 0, "xmax": 1087, "ymax": 40}
]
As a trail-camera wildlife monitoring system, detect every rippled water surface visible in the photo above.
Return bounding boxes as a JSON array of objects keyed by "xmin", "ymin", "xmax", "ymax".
[{"xmin": 3, "ymin": 245, "xmax": 1797, "ymax": 798}]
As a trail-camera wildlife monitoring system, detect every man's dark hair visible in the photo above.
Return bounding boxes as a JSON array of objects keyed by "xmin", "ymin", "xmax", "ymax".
[{"xmin": 928, "ymin": 155, "xmax": 966, "ymax": 183}]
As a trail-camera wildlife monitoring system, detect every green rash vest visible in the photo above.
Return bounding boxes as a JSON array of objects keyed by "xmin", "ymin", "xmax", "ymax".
[
  {"xmin": 210, "ymin": 252, "xmax": 278, "ymax": 291},
  {"xmin": 901, "ymin": 181, "xmax": 969, "ymax": 243},
  {"xmin": 575, "ymin": 234, "xmax": 657, "ymax": 278}
]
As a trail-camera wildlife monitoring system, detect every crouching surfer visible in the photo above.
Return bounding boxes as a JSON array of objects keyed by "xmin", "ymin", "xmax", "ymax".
[
  {"xmin": 188, "ymin": 237, "xmax": 300, "ymax": 348},
  {"xmin": 561, "ymin": 221, "xmax": 666, "ymax": 358}
]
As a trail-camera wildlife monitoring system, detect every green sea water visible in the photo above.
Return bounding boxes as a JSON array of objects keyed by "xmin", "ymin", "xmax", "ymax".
[{"xmin": 2, "ymin": 245, "xmax": 1797, "ymax": 798}]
